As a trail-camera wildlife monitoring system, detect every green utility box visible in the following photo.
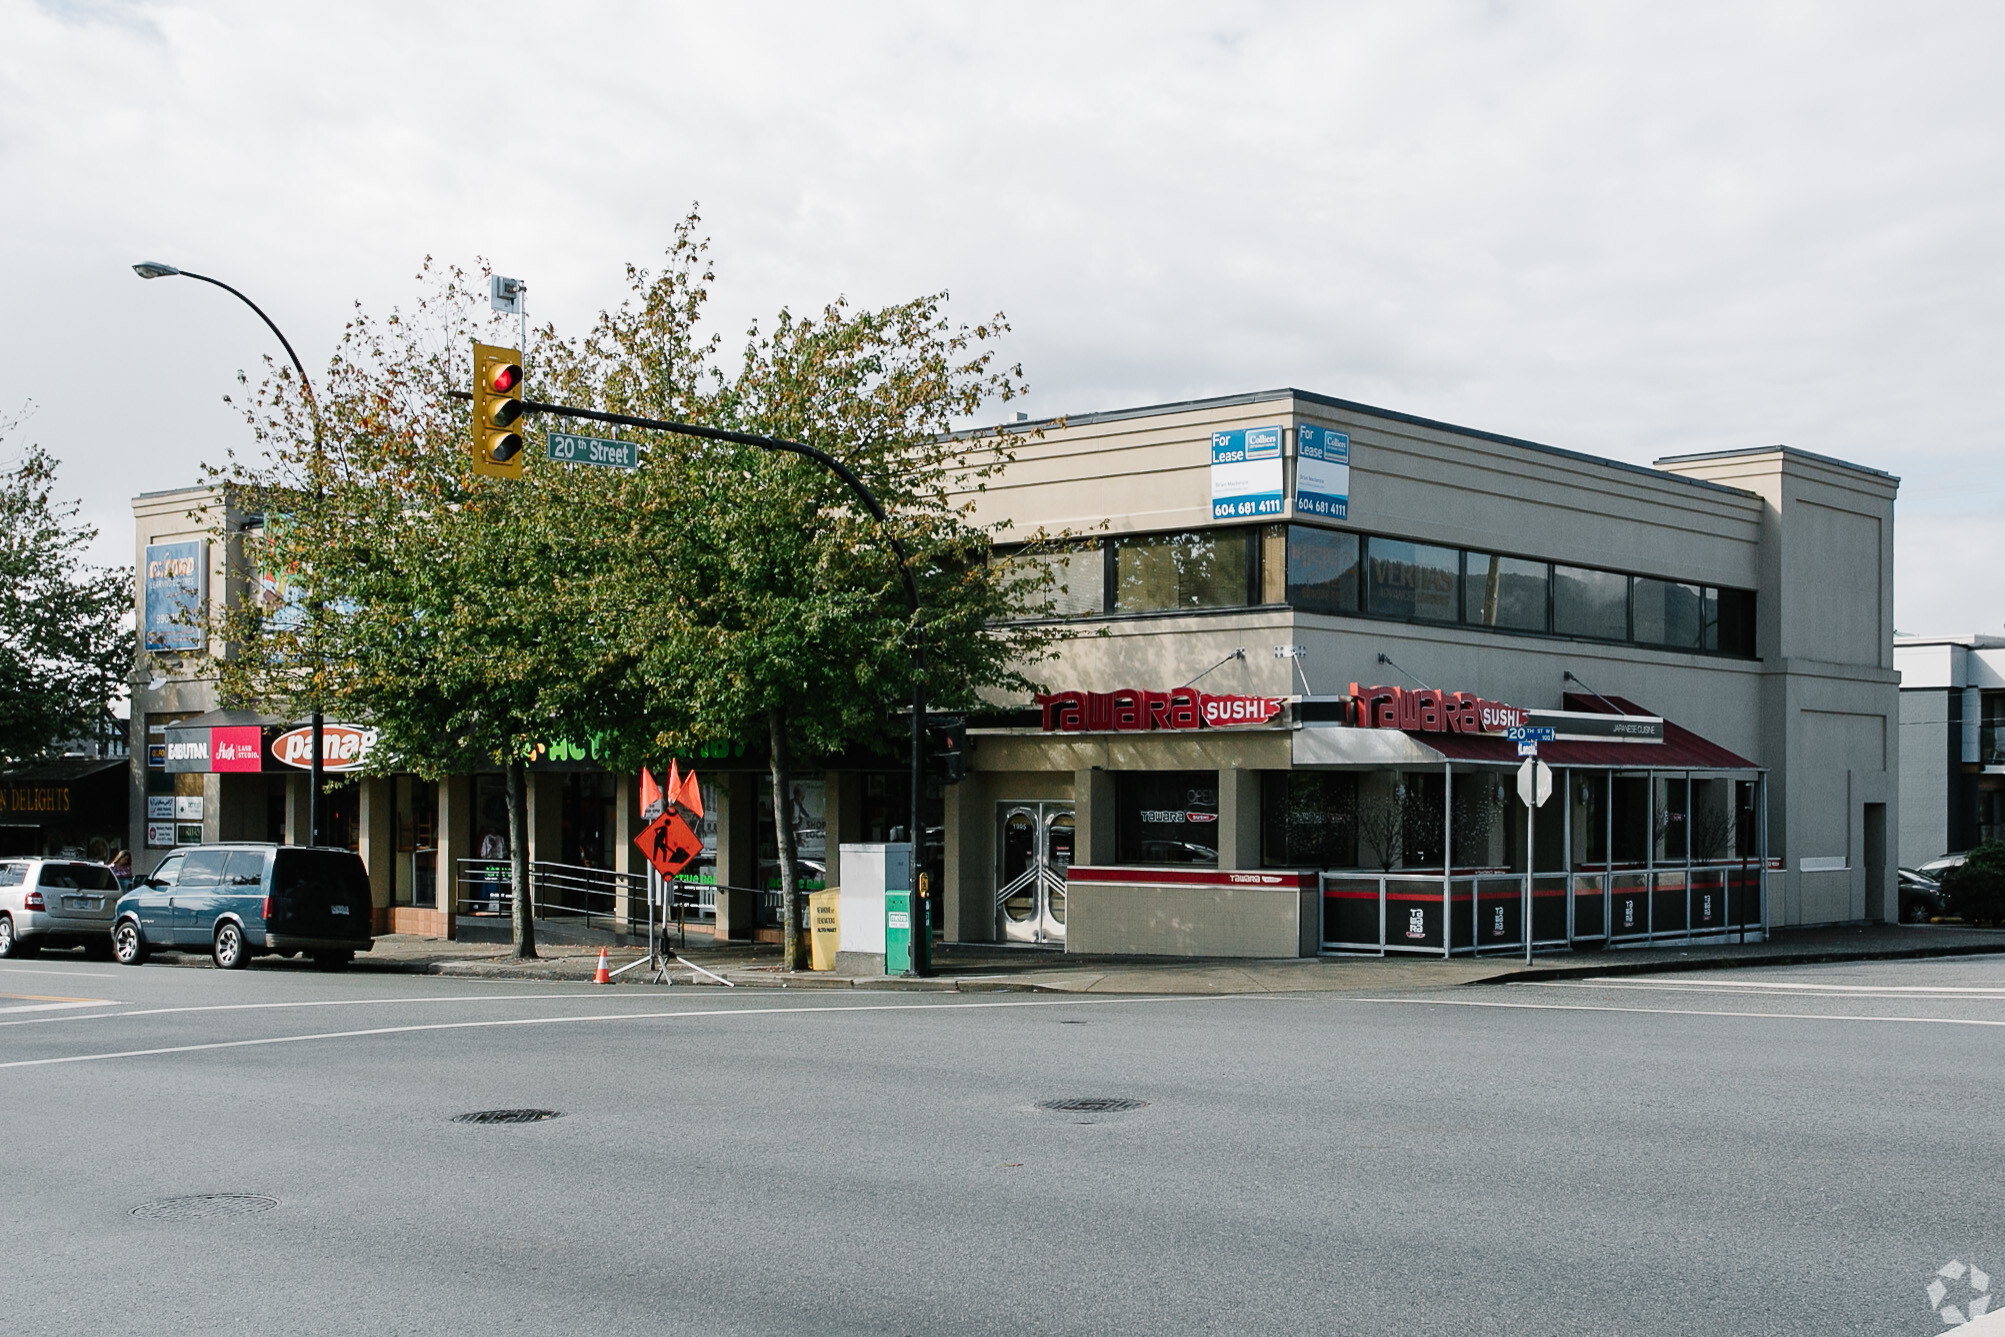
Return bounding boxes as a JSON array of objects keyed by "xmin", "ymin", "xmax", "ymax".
[{"xmin": 885, "ymin": 891, "xmax": 915, "ymax": 976}]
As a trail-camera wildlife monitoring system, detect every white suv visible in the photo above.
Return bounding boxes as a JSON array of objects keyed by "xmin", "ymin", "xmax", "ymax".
[{"xmin": 0, "ymin": 859, "xmax": 122, "ymax": 958}]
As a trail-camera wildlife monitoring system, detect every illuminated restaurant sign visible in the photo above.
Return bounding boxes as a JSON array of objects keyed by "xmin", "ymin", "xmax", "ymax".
[
  {"xmin": 1348, "ymin": 684, "xmax": 1528, "ymax": 734},
  {"xmin": 1035, "ymin": 688, "xmax": 1286, "ymax": 733}
]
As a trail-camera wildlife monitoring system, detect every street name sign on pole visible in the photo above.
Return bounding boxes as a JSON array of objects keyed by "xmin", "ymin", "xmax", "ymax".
[
  {"xmin": 1517, "ymin": 757, "xmax": 1554, "ymax": 965},
  {"xmin": 547, "ymin": 431, "xmax": 639, "ymax": 469}
]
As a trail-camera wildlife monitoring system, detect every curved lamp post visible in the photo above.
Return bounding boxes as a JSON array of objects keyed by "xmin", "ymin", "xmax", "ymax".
[{"xmin": 132, "ymin": 262, "xmax": 329, "ymax": 847}]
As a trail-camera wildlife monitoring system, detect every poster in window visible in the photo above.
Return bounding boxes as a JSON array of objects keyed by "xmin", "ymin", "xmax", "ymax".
[
  {"xmin": 1210, "ymin": 427, "xmax": 1284, "ymax": 519},
  {"xmin": 143, "ymin": 540, "xmax": 207, "ymax": 652},
  {"xmin": 1294, "ymin": 425, "xmax": 1350, "ymax": 520}
]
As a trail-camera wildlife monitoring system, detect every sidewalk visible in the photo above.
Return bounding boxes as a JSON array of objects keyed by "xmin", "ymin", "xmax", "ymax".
[{"xmin": 350, "ymin": 923, "xmax": 2005, "ymax": 993}]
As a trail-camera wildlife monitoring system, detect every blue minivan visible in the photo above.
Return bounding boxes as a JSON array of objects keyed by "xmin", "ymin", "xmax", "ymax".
[{"xmin": 112, "ymin": 843, "xmax": 374, "ymax": 971}]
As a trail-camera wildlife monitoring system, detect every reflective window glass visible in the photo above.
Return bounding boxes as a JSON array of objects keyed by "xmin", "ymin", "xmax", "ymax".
[
  {"xmin": 1364, "ymin": 539, "xmax": 1459, "ymax": 622},
  {"xmin": 1114, "ymin": 531, "xmax": 1250, "ymax": 613},
  {"xmin": 1285, "ymin": 526, "xmax": 1360, "ymax": 615},
  {"xmin": 1633, "ymin": 578, "xmax": 1706, "ymax": 649},
  {"xmin": 1262, "ymin": 772, "xmax": 1358, "ymax": 868},
  {"xmin": 1553, "ymin": 566, "xmax": 1628, "ymax": 640},
  {"xmin": 1464, "ymin": 553, "xmax": 1549, "ymax": 632},
  {"xmin": 1009, "ymin": 543, "xmax": 1105, "ymax": 618},
  {"xmin": 1116, "ymin": 771, "xmax": 1219, "ymax": 865}
]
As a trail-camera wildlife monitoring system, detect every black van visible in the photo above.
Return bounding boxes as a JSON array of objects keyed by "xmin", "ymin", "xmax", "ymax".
[{"xmin": 112, "ymin": 843, "xmax": 374, "ymax": 970}]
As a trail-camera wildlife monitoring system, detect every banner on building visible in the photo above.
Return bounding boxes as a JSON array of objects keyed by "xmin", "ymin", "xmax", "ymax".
[
  {"xmin": 143, "ymin": 540, "xmax": 207, "ymax": 652},
  {"xmin": 1210, "ymin": 426, "xmax": 1284, "ymax": 519},
  {"xmin": 1294, "ymin": 424, "xmax": 1350, "ymax": 520}
]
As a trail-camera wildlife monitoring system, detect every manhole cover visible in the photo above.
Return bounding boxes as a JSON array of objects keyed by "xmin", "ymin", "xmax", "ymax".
[
  {"xmin": 130, "ymin": 1194, "xmax": 278, "ymax": 1220},
  {"xmin": 1036, "ymin": 1097, "xmax": 1147, "ymax": 1113},
  {"xmin": 453, "ymin": 1108, "xmax": 562, "ymax": 1125}
]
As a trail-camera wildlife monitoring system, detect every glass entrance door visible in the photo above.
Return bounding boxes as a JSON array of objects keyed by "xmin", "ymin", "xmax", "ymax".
[{"xmin": 996, "ymin": 802, "xmax": 1073, "ymax": 944}]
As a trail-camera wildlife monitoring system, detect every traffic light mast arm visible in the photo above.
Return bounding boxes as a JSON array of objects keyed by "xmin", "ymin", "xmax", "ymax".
[{"xmin": 454, "ymin": 389, "xmax": 931, "ymax": 923}]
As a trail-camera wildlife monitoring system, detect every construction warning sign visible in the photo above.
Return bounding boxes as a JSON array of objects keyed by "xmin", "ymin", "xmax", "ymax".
[{"xmin": 636, "ymin": 810, "xmax": 702, "ymax": 879}]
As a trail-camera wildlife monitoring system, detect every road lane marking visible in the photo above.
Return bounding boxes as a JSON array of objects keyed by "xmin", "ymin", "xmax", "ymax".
[
  {"xmin": 0, "ymin": 994, "xmax": 1216, "ymax": 1070},
  {"xmin": 0, "ymin": 991, "xmax": 643, "ymax": 1029},
  {"xmin": 1529, "ymin": 979, "xmax": 2005, "ymax": 999},
  {"xmin": 0, "ymin": 995, "xmax": 117, "ymax": 1014},
  {"xmin": 0, "ymin": 967, "xmax": 122, "ymax": 980},
  {"xmin": 1347, "ymin": 995, "xmax": 2005, "ymax": 1027}
]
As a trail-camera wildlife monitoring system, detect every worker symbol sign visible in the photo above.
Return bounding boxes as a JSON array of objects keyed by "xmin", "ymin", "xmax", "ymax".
[{"xmin": 636, "ymin": 811, "xmax": 702, "ymax": 879}]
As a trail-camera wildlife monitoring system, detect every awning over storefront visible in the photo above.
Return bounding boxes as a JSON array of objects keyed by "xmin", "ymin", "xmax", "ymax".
[{"xmin": 1294, "ymin": 693, "xmax": 1758, "ymax": 771}]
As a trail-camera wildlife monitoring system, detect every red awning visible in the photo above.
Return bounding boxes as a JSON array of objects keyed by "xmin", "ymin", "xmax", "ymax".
[{"xmin": 1414, "ymin": 693, "xmax": 1757, "ymax": 770}]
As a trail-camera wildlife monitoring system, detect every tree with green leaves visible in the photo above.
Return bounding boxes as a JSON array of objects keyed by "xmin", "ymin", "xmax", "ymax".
[
  {"xmin": 0, "ymin": 419, "xmax": 133, "ymax": 766},
  {"xmin": 215, "ymin": 212, "xmax": 1065, "ymax": 966}
]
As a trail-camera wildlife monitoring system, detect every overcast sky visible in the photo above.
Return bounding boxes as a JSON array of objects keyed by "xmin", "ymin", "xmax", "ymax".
[{"xmin": 5, "ymin": 1, "xmax": 2001, "ymax": 633}]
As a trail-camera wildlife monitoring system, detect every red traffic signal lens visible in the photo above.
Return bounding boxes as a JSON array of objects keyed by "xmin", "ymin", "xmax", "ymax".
[{"xmin": 487, "ymin": 363, "xmax": 522, "ymax": 393}]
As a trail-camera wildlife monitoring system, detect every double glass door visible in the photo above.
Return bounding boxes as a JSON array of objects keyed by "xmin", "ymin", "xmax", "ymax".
[{"xmin": 996, "ymin": 803, "xmax": 1073, "ymax": 944}]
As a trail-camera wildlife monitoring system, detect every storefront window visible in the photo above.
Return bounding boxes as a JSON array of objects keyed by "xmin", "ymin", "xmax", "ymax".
[
  {"xmin": 1114, "ymin": 531, "xmax": 1251, "ymax": 613},
  {"xmin": 758, "ymin": 778, "xmax": 828, "ymax": 890},
  {"xmin": 1553, "ymin": 565, "xmax": 1628, "ymax": 640},
  {"xmin": 1464, "ymin": 553, "xmax": 1549, "ymax": 632},
  {"xmin": 1632, "ymin": 578, "xmax": 1706, "ymax": 650},
  {"xmin": 1983, "ymin": 693, "xmax": 2005, "ymax": 767},
  {"xmin": 1654, "ymin": 774, "xmax": 1690, "ymax": 862},
  {"xmin": 1012, "ymin": 543, "xmax": 1106, "ymax": 618},
  {"xmin": 1116, "ymin": 771, "xmax": 1218, "ymax": 865},
  {"xmin": 1365, "ymin": 539, "xmax": 1459, "ymax": 622},
  {"xmin": 1262, "ymin": 772, "xmax": 1357, "ymax": 868}
]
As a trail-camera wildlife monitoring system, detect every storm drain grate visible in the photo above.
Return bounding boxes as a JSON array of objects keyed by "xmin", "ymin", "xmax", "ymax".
[
  {"xmin": 1036, "ymin": 1097, "xmax": 1147, "ymax": 1113},
  {"xmin": 131, "ymin": 1194, "xmax": 278, "ymax": 1220},
  {"xmin": 453, "ymin": 1108, "xmax": 563, "ymax": 1125}
]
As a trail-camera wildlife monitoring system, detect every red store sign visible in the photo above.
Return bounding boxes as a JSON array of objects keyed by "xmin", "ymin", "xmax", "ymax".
[
  {"xmin": 1349, "ymin": 683, "xmax": 1527, "ymax": 734},
  {"xmin": 1035, "ymin": 688, "xmax": 1285, "ymax": 734}
]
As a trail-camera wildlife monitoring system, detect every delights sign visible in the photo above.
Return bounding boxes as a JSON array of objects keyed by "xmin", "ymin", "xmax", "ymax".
[
  {"xmin": 1349, "ymin": 684, "xmax": 1528, "ymax": 734},
  {"xmin": 1035, "ymin": 688, "xmax": 1285, "ymax": 733}
]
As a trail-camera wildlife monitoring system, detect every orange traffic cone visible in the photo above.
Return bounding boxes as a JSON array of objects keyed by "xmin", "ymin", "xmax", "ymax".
[{"xmin": 592, "ymin": 948, "xmax": 611, "ymax": 985}]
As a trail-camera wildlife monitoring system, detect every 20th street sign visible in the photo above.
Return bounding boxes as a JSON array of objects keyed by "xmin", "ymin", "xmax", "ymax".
[{"xmin": 546, "ymin": 431, "xmax": 639, "ymax": 469}]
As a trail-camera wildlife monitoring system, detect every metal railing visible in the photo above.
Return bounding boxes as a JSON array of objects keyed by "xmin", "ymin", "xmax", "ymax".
[
  {"xmin": 1320, "ymin": 862, "xmax": 1767, "ymax": 957},
  {"xmin": 454, "ymin": 859, "xmax": 786, "ymax": 933}
]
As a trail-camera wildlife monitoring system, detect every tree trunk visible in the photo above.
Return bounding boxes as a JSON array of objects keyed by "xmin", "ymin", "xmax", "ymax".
[
  {"xmin": 769, "ymin": 705, "xmax": 803, "ymax": 971},
  {"xmin": 507, "ymin": 756, "xmax": 537, "ymax": 959}
]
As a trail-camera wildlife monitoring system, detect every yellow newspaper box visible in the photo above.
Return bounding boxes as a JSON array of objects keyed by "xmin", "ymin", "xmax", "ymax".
[{"xmin": 807, "ymin": 890, "xmax": 841, "ymax": 971}]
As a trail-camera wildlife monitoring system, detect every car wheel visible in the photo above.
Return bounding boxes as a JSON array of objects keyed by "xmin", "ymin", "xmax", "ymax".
[
  {"xmin": 112, "ymin": 919, "xmax": 149, "ymax": 966},
  {"xmin": 212, "ymin": 921, "xmax": 249, "ymax": 970},
  {"xmin": 0, "ymin": 915, "xmax": 35, "ymax": 959},
  {"xmin": 312, "ymin": 950, "xmax": 353, "ymax": 972}
]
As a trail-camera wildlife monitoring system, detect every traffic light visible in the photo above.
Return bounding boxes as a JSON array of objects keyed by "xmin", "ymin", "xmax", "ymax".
[
  {"xmin": 470, "ymin": 341, "xmax": 526, "ymax": 478},
  {"xmin": 928, "ymin": 715, "xmax": 968, "ymax": 784}
]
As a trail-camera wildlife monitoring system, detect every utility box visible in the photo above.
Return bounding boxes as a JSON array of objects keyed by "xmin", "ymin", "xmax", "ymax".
[
  {"xmin": 885, "ymin": 890, "xmax": 915, "ymax": 975},
  {"xmin": 807, "ymin": 890, "xmax": 840, "ymax": 971},
  {"xmin": 836, "ymin": 842, "xmax": 910, "ymax": 975}
]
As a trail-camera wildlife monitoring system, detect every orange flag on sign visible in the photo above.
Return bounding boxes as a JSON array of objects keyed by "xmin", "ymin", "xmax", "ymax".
[
  {"xmin": 639, "ymin": 768, "xmax": 664, "ymax": 823},
  {"xmin": 674, "ymin": 766, "xmax": 704, "ymax": 819}
]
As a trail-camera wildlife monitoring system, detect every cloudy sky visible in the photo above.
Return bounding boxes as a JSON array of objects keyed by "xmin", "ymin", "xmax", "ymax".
[{"xmin": 4, "ymin": 1, "xmax": 2001, "ymax": 632}]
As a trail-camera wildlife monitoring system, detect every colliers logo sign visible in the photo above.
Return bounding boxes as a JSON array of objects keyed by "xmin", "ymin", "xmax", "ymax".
[
  {"xmin": 1035, "ymin": 688, "xmax": 1285, "ymax": 733},
  {"xmin": 272, "ymin": 724, "xmax": 378, "ymax": 772}
]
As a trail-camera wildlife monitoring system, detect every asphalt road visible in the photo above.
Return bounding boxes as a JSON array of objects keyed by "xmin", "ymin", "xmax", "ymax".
[{"xmin": 1, "ymin": 950, "xmax": 1999, "ymax": 1336}]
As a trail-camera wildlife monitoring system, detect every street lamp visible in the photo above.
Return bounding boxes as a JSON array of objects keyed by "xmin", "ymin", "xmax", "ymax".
[{"xmin": 132, "ymin": 261, "xmax": 329, "ymax": 847}]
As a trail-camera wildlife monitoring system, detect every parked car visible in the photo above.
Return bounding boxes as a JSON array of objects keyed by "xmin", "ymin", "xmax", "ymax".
[
  {"xmin": 1919, "ymin": 852, "xmax": 1968, "ymax": 880},
  {"xmin": 112, "ymin": 843, "xmax": 374, "ymax": 971},
  {"xmin": 0, "ymin": 858, "xmax": 122, "ymax": 958},
  {"xmin": 1898, "ymin": 867, "xmax": 1945, "ymax": 924}
]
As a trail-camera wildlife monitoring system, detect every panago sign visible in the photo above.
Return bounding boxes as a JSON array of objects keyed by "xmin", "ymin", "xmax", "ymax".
[
  {"xmin": 1035, "ymin": 688, "xmax": 1285, "ymax": 733},
  {"xmin": 272, "ymin": 724, "xmax": 378, "ymax": 772},
  {"xmin": 1348, "ymin": 683, "xmax": 1528, "ymax": 734}
]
